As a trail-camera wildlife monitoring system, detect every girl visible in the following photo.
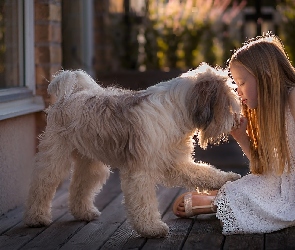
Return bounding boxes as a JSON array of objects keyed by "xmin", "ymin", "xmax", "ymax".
[{"xmin": 172, "ymin": 33, "xmax": 295, "ymax": 235}]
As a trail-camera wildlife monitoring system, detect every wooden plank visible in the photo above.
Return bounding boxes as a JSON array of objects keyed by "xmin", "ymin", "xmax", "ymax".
[
  {"xmin": 0, "ymin": 177, "xmax": 70, "ymax": 236},
  {"xmin": 140, "ymin": 187, "xmax": 195, "ymax": 250},
  {"xmin": 0, "ymin": 169, "xmax": 122, "ymax": 250},
  {"xmin": 4, "ymin": 167, "xmax": 295, "ymax": 250},
  {"xmin": 99, "ymin": 221, "xmax": 142, "ymax": 250},
  {"xmin": 98, "ymin": 187, "xmax": 168, "ymax": 250},
  {"xmin": 223, "ymin": 234, "xmax": 264, "ymax": 250},
  {"xmin": 21, "ymin": 213, "xmax": 87, "ymax": 250},
  {"xmin": 265, "ymin": 226, "xmax": 295, "ymax": 250},
  {"xmin": 94, "ymin": 169, "xmax": 122, "ymax": 210},
  {"xmin": 141, "ymin": 216, "xmax": 193, "ymax": 250},
  {"xmin": 59, "ymin": 193, "xmax": 126, "ymax": 250},
  {"xmin": 182, "ymin": 214, "xmax": 224, "ymax": 250},
  {"xmin": 0, "ymin": 192, "xmax": 69, "ymax": 250},
  {"xmin": 19, "ymin": 169, "xmax": 120, "ymax": 249},
  {"xmin": 0, "ymin": 224, "xmax": 46, "ymax": 250},
  {"xmin": 0, "ymin": 206, "xmax": 24, "ymax": 235},
  {"xmin": 100, "ymin": 186, "xmax": 184, "ymax": 250}
]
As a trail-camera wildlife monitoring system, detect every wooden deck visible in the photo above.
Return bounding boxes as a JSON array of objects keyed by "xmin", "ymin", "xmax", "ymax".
[{"xmin": 1, "ymin": 140, "xmax": 295, "ymax": 250}]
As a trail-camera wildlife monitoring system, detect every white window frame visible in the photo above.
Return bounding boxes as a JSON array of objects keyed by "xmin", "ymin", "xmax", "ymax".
[
  {"xmin": 23, "ymin": 0, "xmax": 35, "ymax": 93},
  {"xmin": 0, "ymin": 0, "xmax": 44, "ymax": 121}
]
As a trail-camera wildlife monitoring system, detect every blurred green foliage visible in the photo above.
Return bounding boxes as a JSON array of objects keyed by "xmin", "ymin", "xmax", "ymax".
[
  {"xmin": 278, "ymin": 0, "xmax": 295, "ymax": 64},
  {"xmin": 143, "ymin": 0, "xmax": 246, "ymax": 70},
  {"xmin": 108, "ymin": 0, "xmax": 295, "ymax": 71}
]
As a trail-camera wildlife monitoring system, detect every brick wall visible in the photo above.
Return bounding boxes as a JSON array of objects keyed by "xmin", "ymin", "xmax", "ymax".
[
  {"xmin": 35, "ymin": 0, "xmax": 62, "ymax": 107},
  {"xmin": 34, "ymin": 0, "xmax": 62, "ymax": 136}
]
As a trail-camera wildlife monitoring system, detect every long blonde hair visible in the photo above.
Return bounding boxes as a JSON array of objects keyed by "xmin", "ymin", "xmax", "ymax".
[{"xmin": 229, "ymin": 33, "xmax": 295, "ymax": 175}]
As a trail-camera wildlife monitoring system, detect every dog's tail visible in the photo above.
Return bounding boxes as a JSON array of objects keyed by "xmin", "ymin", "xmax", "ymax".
[{"xmin": 48, "ymin": 70, "xmax": 99, "ymax": 102}]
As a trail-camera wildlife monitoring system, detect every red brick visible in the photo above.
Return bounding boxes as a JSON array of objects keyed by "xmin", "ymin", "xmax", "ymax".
[
  {"xmin": 34, "ymin": 0, "xmax": 61, "ymax": 22},
  {"xmin": 35, "ymin": 23, "xmax": 61, "ymax": 43}
]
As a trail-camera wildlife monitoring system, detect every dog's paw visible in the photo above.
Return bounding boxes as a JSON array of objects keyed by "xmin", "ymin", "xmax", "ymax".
[
  {"xmin": 225, "ymin": 172, "xmax": 241, "ymax": 181},
  {"xmin": 24, "ymin": 213, "xmax": 52, "ymax": 227},
  {"xmin": 71, "ymin": 206, "xmax": 101, "ymax": 221},
  {"xmin": 136, "ymin": 221, "xmax": 169, "ymax": 238}
]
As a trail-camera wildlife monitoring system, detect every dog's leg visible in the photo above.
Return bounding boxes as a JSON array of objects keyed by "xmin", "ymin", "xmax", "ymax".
[
  {"xmin": 24, "ymin": 138, "xmax": 72, "ymax": 227},
  {"xmin": 164, "ymin": 161, "xmax": 240, "ymax": 190},
  {"xmin": 69, "ymin": 151, "xmax": 110, "ymax": 221},
  {"xmin": 120, "ymin": 170, "xmax": 169, "ymax": 238}
]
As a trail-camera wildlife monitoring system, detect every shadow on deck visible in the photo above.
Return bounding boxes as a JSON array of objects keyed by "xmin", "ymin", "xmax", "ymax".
[{"xmin": 1, "ymin": 138, "xmax": 295, "ymax": 249}]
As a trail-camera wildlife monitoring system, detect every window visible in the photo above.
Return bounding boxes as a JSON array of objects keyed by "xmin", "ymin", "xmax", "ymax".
[
  {"xmin": 0, "ymin": 0, "xmax": 44, "ymax": 120},
  {"xmin": 0, "ymin": 0, "xmax": 35, "ymax": 91},
  {"xmin": 0, "ymin": 0, "xmax": 23, "ymax": 88}
]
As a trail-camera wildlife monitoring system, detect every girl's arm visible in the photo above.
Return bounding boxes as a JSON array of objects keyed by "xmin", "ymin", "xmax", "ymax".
[{"xmin": 230, "ymin": 117, "xmax": 251, "ymax": 159}]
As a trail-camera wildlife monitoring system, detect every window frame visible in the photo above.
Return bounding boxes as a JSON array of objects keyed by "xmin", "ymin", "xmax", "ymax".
[
  {"xmin": 23, "ymin": 0, "xmax": 35, "ymax": 93},
  {"xmin": 0, "ymin": 0, "xmax": 44, "ymax": 121}
]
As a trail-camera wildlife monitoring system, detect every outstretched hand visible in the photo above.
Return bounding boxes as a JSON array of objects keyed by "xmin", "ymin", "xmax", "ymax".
[
  {"xmin": 231, "ymin": 116, "xmax": 248, "ymax": 143},
  {"xmin": 231, "ymin": 116, "xmax": 251, "ymax": 159}
]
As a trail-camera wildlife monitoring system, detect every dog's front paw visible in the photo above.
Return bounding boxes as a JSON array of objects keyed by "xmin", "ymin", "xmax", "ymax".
[
  {"xmin": 225, "ymin": 172, "xmax": 241, "ymax": 182},
  {"xmin": 136, "ymin": 221, "xmax": 169, "ymax": 238},
  {"xmin": 71, "ymin": 206, "xmax": 101, "ymax": 221}
]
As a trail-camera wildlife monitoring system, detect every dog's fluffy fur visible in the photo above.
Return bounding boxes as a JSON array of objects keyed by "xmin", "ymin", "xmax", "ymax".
[{"xmin": 24, "ymin": 63, "xmax": 241, "ymax": 238}]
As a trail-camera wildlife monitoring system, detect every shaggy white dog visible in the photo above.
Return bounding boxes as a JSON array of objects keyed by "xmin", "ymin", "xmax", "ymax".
[{"xmin": 24, "ymin": 63, "xmax": 240, "ymax": 238}]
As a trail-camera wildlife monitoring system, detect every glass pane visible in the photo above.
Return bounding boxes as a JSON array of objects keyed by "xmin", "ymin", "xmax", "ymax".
[{"xmin": 0, "ymin": 0, "xmax": 21, "ymax": 88}]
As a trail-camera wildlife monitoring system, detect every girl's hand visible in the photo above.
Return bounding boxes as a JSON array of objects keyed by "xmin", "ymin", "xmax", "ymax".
[
  {"xmin": 231, "ymin": 116, "xmax": 251, "ymax": 159},
  {"xmin": 231, "ymin": 116, "xmax": 248, "ymax": 142}
]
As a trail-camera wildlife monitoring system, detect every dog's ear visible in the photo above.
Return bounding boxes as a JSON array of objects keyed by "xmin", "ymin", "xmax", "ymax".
[{"xmin": 189, "ymin": 80, "xmax": 217, "ymax": 130}]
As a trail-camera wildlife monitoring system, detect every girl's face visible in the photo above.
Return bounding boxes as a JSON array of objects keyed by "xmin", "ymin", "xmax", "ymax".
[{"xmin": 230, "ymin": 62, "xmax": 258, "ymax": 109}]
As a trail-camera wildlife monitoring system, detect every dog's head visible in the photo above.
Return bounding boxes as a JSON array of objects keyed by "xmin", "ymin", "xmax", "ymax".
[{"xmin": 183, "ymin": 63, "xmax": 240, "ymax": 149}]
